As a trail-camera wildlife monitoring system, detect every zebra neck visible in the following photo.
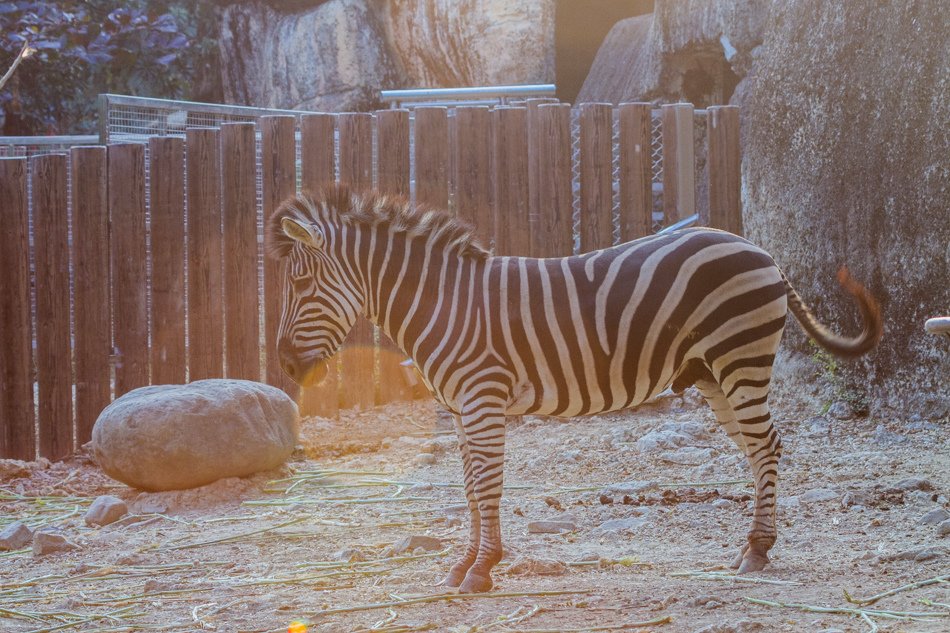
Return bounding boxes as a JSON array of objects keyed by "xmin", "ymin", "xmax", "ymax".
[{"xmin": 363, "ymin": 228, "xmax": 487, "ymax": 361}]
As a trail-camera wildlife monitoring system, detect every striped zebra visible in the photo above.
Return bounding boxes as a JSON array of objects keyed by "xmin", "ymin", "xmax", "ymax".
[{"xmin": 266, "ymin": 185, "xmax": 882, "ymax": 593}]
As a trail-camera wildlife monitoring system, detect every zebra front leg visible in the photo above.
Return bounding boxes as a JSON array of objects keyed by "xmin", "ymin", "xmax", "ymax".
[
  {"xmin": 457, "ymin": 406, "xmax": 507, "ymax": 593},
  {"xmin": 696, "ymin": 373, "xmax": 782, "ymax": 573},
  {"xmin": 440, "ymin": 413, "xmax": 481, "ymax": 588}
]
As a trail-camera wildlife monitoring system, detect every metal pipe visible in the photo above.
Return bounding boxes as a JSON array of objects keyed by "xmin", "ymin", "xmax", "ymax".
[
  {"xmin": 656, "ymin": 213, "xmax": 701, "ymax": 235},
  {"xmin": 380, "ymin": 84, "xmax": 556, "ymax": 103}
]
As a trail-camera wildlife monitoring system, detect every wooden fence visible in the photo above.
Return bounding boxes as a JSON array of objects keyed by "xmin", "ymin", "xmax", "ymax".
[{"xmin": 0, "ymin": 101, "xmax": 740, "ymax": 461}]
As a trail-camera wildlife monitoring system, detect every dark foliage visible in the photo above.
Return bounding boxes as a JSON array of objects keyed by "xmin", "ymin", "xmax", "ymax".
[{"xmin": 0, "ymin": 1, "xmax": 215, "ymax": 134}]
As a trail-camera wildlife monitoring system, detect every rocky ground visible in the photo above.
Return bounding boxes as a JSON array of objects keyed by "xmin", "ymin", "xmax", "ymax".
[{"xmin": 1, "ymin": 377, "xmax": 947, "ymax": 633}]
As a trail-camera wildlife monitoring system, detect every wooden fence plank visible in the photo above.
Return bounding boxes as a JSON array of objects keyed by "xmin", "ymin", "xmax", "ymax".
[
  {"xmin": 454, "ymin": 106, "xmax": 493, "ymax": 245},
  {"xmin": 261, "ymin": 116, "xmax": 299, "ymax": 398},
  {"xmin": 413, "ymin": 107, "xmax": 448, "ymax": 209},
  {"xmin": 71, "ymin": 146, "xmax": 111, "ymax": 446},
  {"xmin": 375, "ymin": 109, "xmax": 413, "ymax": 406},
  {"xmin": 338, "ymin": 112, "xmax": 375, "ymax": 410},
  {"xmin": 534, "ymin": 103, "xmax": 573, "ymax": 257},
  {"xmin": 33, "ymin": 154, "xmax": 73, "ymax": 459},
  {"xmin": 221, "ymin": 123, "xmax": 260, "ymax": 381},
  {"xmin": 0, "ymin": 158, "xmax": 35, "ymax": 459},
  {"xmin": 526, "ymin": 97, "xmax": 559, "ymax": 257},
  {"xmin": 186, "ymin": 129, "xmax": 223, "ymax": 381},
  {"xmin": 300, "ymin": 113, "xmax": 336, "ymax": 193},
  {"xmin": 707, "ymin": 105, "xmax": 743, "ymax": 235},
  {"xmin": 618, "ymin": 102, "xmax": 653, "ymax": 241},
  {"xmin": 298, "ymin": 113, "xmax": 339, "ymax": 419},
  {"xmin": 661, "ymin": 103, "xmax": 695, "ymax": 223},
  {"xmin": 492, "ymin": 106, "xmax": 530, "ymax": 256},
  {"xmin": 579, "ymin": 102, "xmax": 614, "ymax": 251},
  {"xmin": 109, "ymin": 143, "xmax": 149, "ymax": 399},
  {"xmin": 148, "ymin": 137, "xmax": 186, "ymax": 386}
]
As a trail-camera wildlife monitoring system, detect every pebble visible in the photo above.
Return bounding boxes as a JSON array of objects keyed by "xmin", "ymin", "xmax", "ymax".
[
  {"xmin": 593, "ymin": 513, "xmax": 650, "ymax": 534},
  {"xmin": 895, "ymin": 477, "xmax": 934, "ymax": 492},
  {"xmin": 0, "ymin": 521, "xmax": 33, "ymax": 550},
  {"xmin": 527, "ymin": 520, "xmax": 576, "ymax": 534},
  {"xmin": 872, "ymin": 424, "xmax": 908, "ymax": 444},
  {"xmin": 33, "ymin": 530, "xmax": 78, "ymax": 557},
  {"xmin": 937, "ymin": 520, "xmax": 950, "ymax": 537},
  {"xmin": 840, "ymin": 490, "xmax": 872, "ymax": 508},
  {"xmin": 711, "ymin": 498, "xmax": 733, "ymax": 509},
  {"xmin": 687, "ymin": 594, "xmax": 723, "ymax": 609},
  {"xmin": 392, "ymin": 534, "xmax": 443, "ymax": 554},
  {"xmin": 827, "ymin": 400, "xmax": 855, "ymax": 420},
  {"xmin": 636, "ymin": 421, "xmax": 710, "ymax": 453},
  {"xmin": 412, "ymin": 453, "xmax": 437, "ymax": 466},
  {"xmin": 602, "ymin": 480, "xmax": 658, "ymax": 496},
  {"xmin": 919, "ymin": 508, "xmax": 950, "ymax": 525},
  {"xmin": 334, "ymin": 548, "xmax": 364, "ymax": 562},
  {"xmin": 562, "ymin": 449, "xmax": 582, "ymax": 462},
  {"xmin": 801, "ymin": 488, "xmax": 839, "ymax": 503},
  {"xmin": 658, "ymin": 447, "xmax": 718, "ymax": 465},
  {"xmin": 84, "ymin": 495, "xmax": 128, "ymax": 527},
  {"xmin": 803, "ymin": 415, "xmax": 831, "ymax": 437},
  {"xmin": 505, "ymin": 556, "xmax": 568, "ymax": 576},
  {"xmin": 881, "ymin": 546, "xmax": 945, "ymax": 562},
  {"xmin": 408, "ymin": 483, "xmax": 434, "ymax": 493},
  {"xmin": 692, "ymin": 620, "xmax": 763, "ymax": 633}
]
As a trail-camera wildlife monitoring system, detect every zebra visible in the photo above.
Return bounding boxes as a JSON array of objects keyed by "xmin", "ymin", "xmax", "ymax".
[{"xmin": 266, "ymin": 184, "xmax": 882, "ymax": 593}]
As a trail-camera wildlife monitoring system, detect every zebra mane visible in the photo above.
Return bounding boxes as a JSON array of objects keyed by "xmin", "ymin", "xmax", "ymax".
[{"xmin": 266, "ymin": 183, "xmax": 489, "ymax": 260}]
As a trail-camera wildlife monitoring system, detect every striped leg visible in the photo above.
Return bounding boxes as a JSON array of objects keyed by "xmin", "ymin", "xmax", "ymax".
[
  {"xmin": 457, "ymin": 402, "xmax": 507, "ymax": 593},
  {"xmin": 441, "ymin": 413, "xmax": 481, "ymax": 588},
  {"xmin": 695, "ymin": 372, "xmax": 782, "ymax": 573}
]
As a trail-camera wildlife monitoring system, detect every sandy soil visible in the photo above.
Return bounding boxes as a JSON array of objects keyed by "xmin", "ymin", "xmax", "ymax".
[{"xmin": 1, "ymin": 388, "xmax": 947, "ymax": 633}]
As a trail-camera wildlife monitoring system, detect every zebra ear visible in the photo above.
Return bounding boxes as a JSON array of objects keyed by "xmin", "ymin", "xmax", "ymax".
[{"xmin": 281, "ymin": 217, "xmax": 325, "ymax": 250}]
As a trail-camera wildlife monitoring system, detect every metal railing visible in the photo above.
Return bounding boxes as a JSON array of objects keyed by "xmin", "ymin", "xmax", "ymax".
[{"xmin": 380, "ymin": 84, "xmax": 556, "ymax": 109}]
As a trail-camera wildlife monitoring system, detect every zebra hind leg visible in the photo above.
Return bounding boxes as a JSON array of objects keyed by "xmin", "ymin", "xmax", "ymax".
[
  {"xmin": 694, "ymin": 368, "xmax": 782, "ymax": 573},
  {"xmin": 440, "ymin": 414, "xmax": 481, "ymax": 588}
]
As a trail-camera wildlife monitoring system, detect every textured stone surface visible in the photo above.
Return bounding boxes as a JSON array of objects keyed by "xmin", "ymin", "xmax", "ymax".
[
  {"xmin": 84, "ymin": 495, "xmax": 129, "ymax": 527},
  {"xmin": 382, "ymin": 0, "xmax": 554, "ymax": 87},
  {"xmin": 580, "ymin": 1, "xmax": 950, "ymax": 416},
  {"xmin": 33, "ymin": 530, "xmax": 77, "ymax": 556},
  {"xmin": 216, "ymin": 0, "xmax": 555, "ymax": 112},
  {"xmin": 92, "ymin": 380, "xmax": 299, "ymax": 492},
  {"xmin": 0, "ymin": 521, "xmax": 33, "ymax": 550},
  {"xmin": 217, "ymin": 0, "xmax": 402, "ymax": 111}
]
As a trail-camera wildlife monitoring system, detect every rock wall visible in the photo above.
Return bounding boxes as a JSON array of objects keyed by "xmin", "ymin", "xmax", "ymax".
[
  {"xmin": 217, "ymin": 0, "xmax": 555, "ymax": 111},
  {"xmin": 580, "ymin": 0, "xmax": 950, "ymax": 417}
]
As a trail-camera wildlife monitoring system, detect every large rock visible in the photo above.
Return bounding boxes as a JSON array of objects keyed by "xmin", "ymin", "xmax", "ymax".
[
  {"xmin": 217, "ymin": 0, "xmax": 403, "ymax": 111},
  {"xmin": 381, "ymin": 0, "xmax": 554, "ymax": 87},
  {"xmin": 579, "ymin": 1, "xmax": 950, "ymax": 417},
  {"xmin": 215, "ymin": 0, "xmax": 555, "ymax": 111},
  {"xmin": 91, "ymin": 380, "xmax": 299, "ymax": 491}
]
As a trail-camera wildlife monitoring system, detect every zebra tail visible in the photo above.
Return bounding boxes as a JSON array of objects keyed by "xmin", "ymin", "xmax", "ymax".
[{"xmin": 783, "ymin": 266, "xmax": 883, "ymax": 358}]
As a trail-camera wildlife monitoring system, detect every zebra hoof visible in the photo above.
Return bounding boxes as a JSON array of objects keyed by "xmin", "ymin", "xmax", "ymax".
[
  {"xmin": 730, "ymin": 545, "xmax": 748, "ymax": 569},
  {"xmin": 736, "ymin": 549, "xmax": 770, "ymax": 573},
  {"xmin": 439, "ymin": 567, "xmax": 469, "ymax": 588},
  {"xmin": 458, "ymin": 570, "xmax": 493, "ymax": 593}
]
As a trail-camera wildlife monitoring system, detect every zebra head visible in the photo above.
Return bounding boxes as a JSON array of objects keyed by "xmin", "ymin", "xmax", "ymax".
[{"xmin": 271, "ymin": 209, "xmax": 363, "ymax": 387}]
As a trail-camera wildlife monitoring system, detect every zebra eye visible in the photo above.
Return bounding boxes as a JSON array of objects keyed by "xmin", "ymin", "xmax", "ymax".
[{"xmin": 292, "ymin": 276, "xmax": 312, "ymax": 294}]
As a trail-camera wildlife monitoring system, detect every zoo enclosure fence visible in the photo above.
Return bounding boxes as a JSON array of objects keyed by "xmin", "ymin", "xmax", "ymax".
[{"xmin": 0, "ymin": 95, "xmax": 741, "ymax": 461}]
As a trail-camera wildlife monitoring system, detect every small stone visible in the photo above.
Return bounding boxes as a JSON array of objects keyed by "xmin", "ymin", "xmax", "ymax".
[
  {"xmin": 778, "ymin": 495, "xmax": 801, "ymax": 508},
  {"xmin": 84, "ymin": 495, "xmax": 128, "ymax": 527},
  {"xmin": 827, "ymin": 400, "xmax": 854, "ymax": 420},
  {"xmin": 412, "ymin": 453, "xmax": 437, "ymax": 466},
  {"xmin": 562, "ymin": 449, "xmax": 582, "ymax": 462},
  {"xmin": 937, "ymin": 520, "xmax": 950, "ymax": 537},
  {"xmin": 687, "ymin": 594, "xmax": 724, "ymax": 609},
  {"xmin": 527, "ymin": 520, "xmax": 576, "ymax": 534},
  {"xmin": 712, "ymin": 498, "xmax": 732, "ymax": 509},
  {"xmin": 593, "ymin": 514, "xmax": 650, "ymax": 534},
  {"xmin": 334, "ymin": 548, "xmax": 364, "ymax": 562},
  {"xmin": 872, "ymin": 424, "xmax": 907, "ymax": 445},
  {"xmin": 132, "ymin": 494, "xmax": 169, "ymax": 515},
  {"xmin": 602, "ymin": 480, "xmax": 659, "ymax": 496},
  {"xmin": 658, "ymin": 446, "xmax": 718, "ymax": 465},
  {"xmin": 392, "ymin": 534, "xmax": 443, "ymax": 554},
  {"xmin": 505, "ymin": 556, "xmax": 567, "ymax": 576},
  {"xmin": 919, "ymin": 508, "xmax": 950, "ymax": 525},
  {"xmin": 33, "ymin": 530, "xmax": 78, "ymax": 556},
  {"xmin": 598, "ymin": 494, "xmax": 613, "ymax": 505},
  {"xmin": 543, "ymin": 496, "xmax": 564, "ymax": 511},
  {"xmin": 0, "ymin": 521, "xmax": 33, "ymax": 550},
  {"xmin": 803, "ymin": 415, "xmax": 831, "ymax": 437},
  {"xmin": 143, "ymin": 579, "xmax": 171, "ymax": 593},
  {"xmin": 408, "ymin": 483, "xmax": 433, "ymax": 493},
  {"xmin": 841, "ymin": 490, "xmax": 872, "ymax": 508},
  {"xmin": 895, "ymin": 477, "xmax": 935, "ymax": 492},
  {"xmin": 801, "ymin": 488, "xmax": 839, "ymax": 503},
  {"xmin": 692, "ymin": 620, "xmax": 763, "ymax": 632}
]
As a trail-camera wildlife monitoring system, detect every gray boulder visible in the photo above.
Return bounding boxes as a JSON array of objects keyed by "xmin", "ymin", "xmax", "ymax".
[
  {"xmin": 0, "ymin": 521, "xmax": 33, "ymax": 550},
  {"xmin": 92, "ymin": 380, "xmax": 299, "ymax": 491},
  {"xmin": 84, "ymin": 495, "xmax": 128, "ymax": 527}
]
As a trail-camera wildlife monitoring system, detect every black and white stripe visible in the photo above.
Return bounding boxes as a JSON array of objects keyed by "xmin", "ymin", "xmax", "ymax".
[{"xmin": 267, "ymin": 185, "xmax": 882, "ymax": 592}]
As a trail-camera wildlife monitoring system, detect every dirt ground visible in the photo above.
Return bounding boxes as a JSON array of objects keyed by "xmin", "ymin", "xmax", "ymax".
[{"xmin": 1, "ymin": 377, "xmax": 948, "ymax": 632}]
